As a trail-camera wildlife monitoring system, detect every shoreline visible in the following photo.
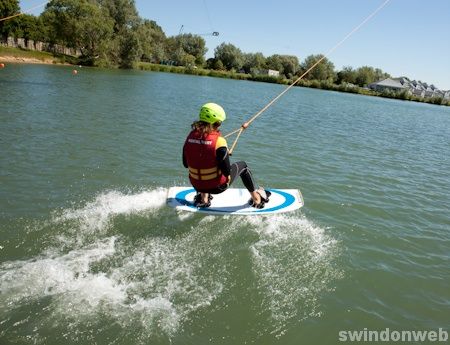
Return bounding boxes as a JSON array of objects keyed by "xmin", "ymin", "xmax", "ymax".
[
  {"xmin": 0, "ymin": 55, "xmax": 68, "ymax": 65},
  {"xmin": 1, "ymin": 53, "xmax": 448, "ymax": 107}
]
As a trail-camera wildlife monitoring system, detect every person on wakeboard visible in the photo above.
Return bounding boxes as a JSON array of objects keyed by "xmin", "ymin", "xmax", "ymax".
[{"xmin": 183, "ymin": 103, "xmax": 270, "ymax": 208}]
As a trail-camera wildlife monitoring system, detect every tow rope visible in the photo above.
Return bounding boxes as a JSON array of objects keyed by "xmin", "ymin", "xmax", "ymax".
[
  {"xmin": 225, "ymin": 0, "xmax": 391, "ymax": 155},
  {"xmin": 0, "ymin": 1, "xmax": 49, "ymax": 22}
]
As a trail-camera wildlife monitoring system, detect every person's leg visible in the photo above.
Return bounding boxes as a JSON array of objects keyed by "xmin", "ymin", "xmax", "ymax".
[
  {"xmin": 230, "ymin": 161, "xmax": 264, "ymax": 204},
  {"xmin": 230, "ymin": 161, "xmax": 256, "ymax": 191}
]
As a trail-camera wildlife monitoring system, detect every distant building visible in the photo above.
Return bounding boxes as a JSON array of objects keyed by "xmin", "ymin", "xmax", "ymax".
[
  {"xmin": 369, "ymin": 77, "xmax": 449, "ymax": 99},
  {"xmin": 260, "ymin": 69, "xmax": 280, "ymax": 77},
  {"xmin": 368, "ymin": 78, "xmax": 408, "ymax": 92}
]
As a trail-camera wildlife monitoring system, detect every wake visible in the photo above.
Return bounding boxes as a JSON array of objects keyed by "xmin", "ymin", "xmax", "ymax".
[{"xmin": 0, "ymin": 187, "xmax": 342, "ymax": 343}]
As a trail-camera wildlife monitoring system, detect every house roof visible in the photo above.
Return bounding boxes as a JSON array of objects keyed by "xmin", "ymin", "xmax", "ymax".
[
  {"xmin": 371, "ymin": 78, "xmax": 407, "ymax": 89},
  {"xmin": 369, "ymin": 77, "xmax": 448, "ymax": 94},
  {"xmin": 395, "ymin": 77, "xmax": 410, "ymax": 85}
]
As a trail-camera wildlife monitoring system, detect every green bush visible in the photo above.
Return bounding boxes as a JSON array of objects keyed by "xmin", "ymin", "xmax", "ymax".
[
  {"xmin": 249, "ymin": 75, "xmax": 280, "ymax": 84},
  {"xmin": 231, "ymin": 72, "xmax": 250, "ymax": 80},
  {"xmin": 430, "ymin": 96, "xmax": 444, "ymax": 105},
  {"xmin": 133, "ymin": 61, "xmax": 449, "ymax": 107},
  {"xmin": 208, "ymin": 70, "xmax": 230, "ymax": 78}
]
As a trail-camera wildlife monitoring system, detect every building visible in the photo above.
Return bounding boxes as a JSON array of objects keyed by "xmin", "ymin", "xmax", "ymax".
[
  {"xmin": 369, "ymin": 77, "xmax": 449, "ymax": 99},
  {"xmin": 261, "ymin": 69, "xmax": 280, "ymax": 77},
  {"xmin": 368, "ymin": 78, "xmax": 408, "ymax": 92}
]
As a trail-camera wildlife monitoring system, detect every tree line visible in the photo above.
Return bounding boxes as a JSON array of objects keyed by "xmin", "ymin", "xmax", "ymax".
[{"xmin": 1, "ymin": 0, "xmax": 390, "ymax": 86}]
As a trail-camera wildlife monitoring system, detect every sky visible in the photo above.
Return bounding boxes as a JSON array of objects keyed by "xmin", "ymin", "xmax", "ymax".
[{"xmin": 19, "ymin": 0, "xmax": 450, "ymax": 89}]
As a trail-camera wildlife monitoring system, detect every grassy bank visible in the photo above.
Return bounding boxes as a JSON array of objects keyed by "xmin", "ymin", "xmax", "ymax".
[
  {"xmin": 1, "ymin": 48, "xmax": 448, "ymax": 107},
  {"xmin": 0, "ymin": 46, "xmax": 77, "ymax": 65},
  {"xmin": 136, "ymin": 62, "xmax": 295, "ymax": 85},
  {"xmin": 136, "ymin": 62, "xmax": 251, "ymax": 81},
  {"xmin": 137, "ymin": 62, "xmax": 450, "ymax": 106}
]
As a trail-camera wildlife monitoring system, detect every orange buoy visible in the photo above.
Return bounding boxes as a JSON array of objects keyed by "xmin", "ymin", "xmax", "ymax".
[
  {"xmin": 0, "ymin": 63, "xmax": 5, "ymax": 68},
  {"xmin": 72, "ymin": 69, "xmax": 78, "ymax": 75}
]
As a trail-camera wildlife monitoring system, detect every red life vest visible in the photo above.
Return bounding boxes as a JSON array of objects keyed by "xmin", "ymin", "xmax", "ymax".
[{"xmin": 183, "ymin": 129, "xmax": 228, "ymax": 191}]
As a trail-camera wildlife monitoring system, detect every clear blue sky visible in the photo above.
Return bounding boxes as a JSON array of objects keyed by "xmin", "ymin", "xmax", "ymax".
[{"xmin": 20, "ymin": 0, "xmax": 450, "ymax": 89}]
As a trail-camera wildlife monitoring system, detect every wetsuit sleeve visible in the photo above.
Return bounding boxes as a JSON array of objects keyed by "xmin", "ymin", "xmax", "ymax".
[
  {"xmin": 182, "ymin": 143, "xmax": 188, "ymax": 168},
  {"xmin": 216, "ymin": 137, "xmax": 230, "ymax": 177},
  {"xmin": 216, "ymin": 147, "xmax": 230, "ymax": 176}
]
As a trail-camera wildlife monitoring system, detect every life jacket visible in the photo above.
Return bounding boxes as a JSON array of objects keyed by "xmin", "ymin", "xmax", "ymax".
[{"xmin": 183, "ymin": 129, "xmax": 228, "ymax": 191}]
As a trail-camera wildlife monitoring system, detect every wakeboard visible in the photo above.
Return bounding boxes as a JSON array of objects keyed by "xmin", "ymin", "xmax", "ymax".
[{"xmin": 167, "ymin": 187, "xmax": 303, "ymax": 215}]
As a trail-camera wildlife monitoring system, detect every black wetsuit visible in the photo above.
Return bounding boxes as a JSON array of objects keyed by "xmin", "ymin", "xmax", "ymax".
[{"xmin": 182, "ymin": 147, "xmax": 257, "ymax": 194}]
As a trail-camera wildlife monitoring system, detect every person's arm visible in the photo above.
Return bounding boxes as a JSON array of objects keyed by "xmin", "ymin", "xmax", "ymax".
[
  {"xmin": 216, "ymin": 147, "xmax": 230, "ymax": 176},
  {"xmin": 216, "ymin": 136, "xmax": 230, "ymax": 178},
  {"xmin": 182, "ymin": 144, "xmax": 188, "ymax": 168}
]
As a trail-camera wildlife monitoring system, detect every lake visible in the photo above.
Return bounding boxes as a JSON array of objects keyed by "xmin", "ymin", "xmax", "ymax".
[{"xmin": 1, "ymin": 64, "xmax": 449, "ymax": 344}]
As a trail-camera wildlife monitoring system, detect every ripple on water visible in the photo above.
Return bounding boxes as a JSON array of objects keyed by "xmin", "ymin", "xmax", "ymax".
[{"xmin": 0, "ymin": 188, "xmax": 342, "ymax": 343}]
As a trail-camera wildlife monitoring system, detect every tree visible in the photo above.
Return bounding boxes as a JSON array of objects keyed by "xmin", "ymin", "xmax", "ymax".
[
  {"xmin": 300, "ymin": 54, "xmax": 335, "ymax": 81},
  {"xmin": 374, "ymin": 68, "xmax": 390, "ymax": 82},
  {"xmin": 118, "ymin": 28, "xmax": 141, "ymax": 68},
  {"xmin": 166, "ymin": 34, "xmax": 207, "ymax": 66},
  {"xmin": 265, "ymin": 54, "xmax": 300, "ymax": 78},
  {"xmin": 136, "ymin": 19, "xmax": 166, "ymax": 62},
  {"xmin": 279, "ymin": 55, "xmax": 300, "ymax": 78},
  {"xmin": 0, "ymin": 0, "xmax": 20, "ymax": 41},
  {"xmin": 339, "ymin": 65, "xmax": 389, "ymax": 87},
  {"xmin": 242, "ymin": 52, "xmax": 266, "ymax": 74},
  {"xmin": 98, "ymin": 0, "xmax": 139, "ymax": 33},
  {"xmin": 214, "ymin": 42, "xmax": 244, "ymax": 71},
  {"xmin": 206, "ymin": 57, "xmax": 225, "ymax": 70},
  {"xmin": 213, "ymin": 59, "xmax": 225, "ymax": 71},
  {"xmin": 177, "ymin": 34, "xmax": 207, "ymax": 66},
  {"xmin": 97, "ymin": 0, "xmax": 141, "ymax": 67},
  {"xmin": 265, "ymin": 54, "xmax": 283, "ymax": 73},
  {"xmin": 42, "ymin": 0, "xmax": 114, "ymax": 65},
  {"xmin": 9, "ymin": 14, "xmax": 48, "ymax": 42},
  {"xmin": 354, "ymin": 66, "xmax": 377, "ymax": 86},
  {"xmin": 336, "ymin": 66, "xmax": 356, "ymax": 84}
]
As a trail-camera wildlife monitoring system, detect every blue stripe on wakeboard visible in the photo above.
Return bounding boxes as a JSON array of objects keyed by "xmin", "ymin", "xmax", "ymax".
[
  {"xmin": 255, "ymin": 189, "xmax": 295, "ymax": 213},
  {"xmin": 174, "ymin": 188, "xmax": 196, "ymax": 207},
  {"xmin": 174, "ymin": 188, "xmax": 296, "ymax": 214}
]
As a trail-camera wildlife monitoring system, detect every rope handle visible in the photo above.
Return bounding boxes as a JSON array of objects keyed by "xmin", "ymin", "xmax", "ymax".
[{"xmin": 228, "ymin": 122, "xmax": 249, "ymax": 155}]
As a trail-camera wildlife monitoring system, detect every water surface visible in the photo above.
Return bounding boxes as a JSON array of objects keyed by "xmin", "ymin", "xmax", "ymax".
[{"xmin": 1, "ymin": 64, "xmax": 449, "ymax": 344}]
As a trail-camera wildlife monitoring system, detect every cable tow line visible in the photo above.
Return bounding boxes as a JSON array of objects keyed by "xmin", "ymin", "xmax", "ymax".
[
  {"xmin": 225, "ymin": 0, "xmax": 391, "ymax": 155},
  {"xmin": 0, "ymin": 1, "xmax": 49, "ymax": 22}
]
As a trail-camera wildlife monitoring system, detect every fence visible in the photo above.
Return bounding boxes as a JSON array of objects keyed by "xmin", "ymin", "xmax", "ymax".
[{"xmin": 0, "ymin": 37, "xmax": 81, "ymax": 57}]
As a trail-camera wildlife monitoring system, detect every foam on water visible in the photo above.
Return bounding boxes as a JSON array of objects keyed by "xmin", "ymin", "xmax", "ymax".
[
  {"xmin": 1, "ymin": 188, "xmax": 341, "ymax": 342},
  {"xmin": 0, "ymin": 236, "xmax": 225, "ymax": 340},
  {"xmin": 54, "ymin": 188, "xmax": 168, "ymax": 234},
  {"xmin": 245, "ymin": 214, "xmax": 342, "ymax": 336},
  {"xmin": 0, "ymin": 237, "xmax": 118, "ymax": 307},
  {"xmin": 1, "ymin": 188, "xmax": 233, "ymax": 341}
]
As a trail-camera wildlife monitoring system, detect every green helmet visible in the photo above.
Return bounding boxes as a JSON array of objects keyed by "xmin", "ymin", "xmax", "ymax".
[{"xmin": 199, "ymin": 103, "xmax": 226, "ymax": 124}]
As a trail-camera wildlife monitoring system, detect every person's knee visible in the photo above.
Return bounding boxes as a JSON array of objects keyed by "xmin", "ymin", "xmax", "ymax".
[{"xmin": 237, "ymin": 161, "xmax": 249, "ymax": 170}]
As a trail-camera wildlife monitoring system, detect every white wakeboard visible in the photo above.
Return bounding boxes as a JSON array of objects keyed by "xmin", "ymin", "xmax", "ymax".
[{"xmin": 167, "ymin": 187, "xmax": 303, "ymax": 215}]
